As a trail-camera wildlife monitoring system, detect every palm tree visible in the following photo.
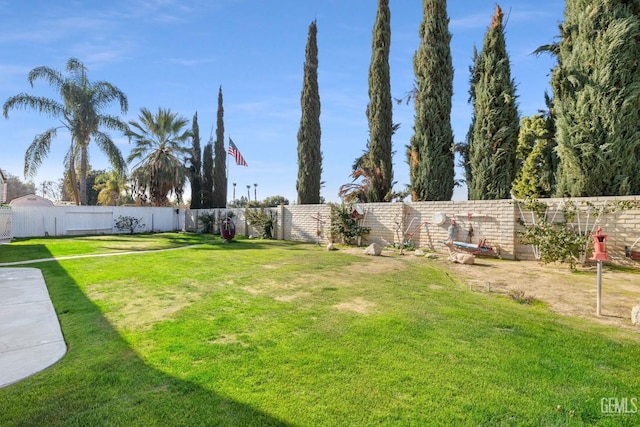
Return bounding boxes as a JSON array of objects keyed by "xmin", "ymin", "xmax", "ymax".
[
  {"xmin": 93, "ymin": 169, "xmax": 130, "ymax": 206},
  {"xmin": 3, "ymin": 58, "xmax": 128, "ymax": 205},
  {"xmin": 246, "ymin": 185, "xmax": 251, "ymax": 202},
  {"xmin": 254, "ymin": 183, "xmax": 258, "ymax": 202},
  {"xmin": 126, "ymin": 107, "xmax": 192, "ymax": 206},
  {"xmin": 232, "ymin": 182, "xmax": 237, "ymax": 201}
]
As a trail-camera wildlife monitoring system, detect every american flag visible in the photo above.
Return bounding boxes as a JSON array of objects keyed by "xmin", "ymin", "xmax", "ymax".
[{"xmin": 228, "ymin": 138, "xmax": 248, "ymax": 166}]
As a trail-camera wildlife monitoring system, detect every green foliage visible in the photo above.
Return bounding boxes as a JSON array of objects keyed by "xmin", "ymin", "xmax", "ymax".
[
  {"xmin": 465, "ymin": 6, "xmax": 519, "ymax": 200},
  {"xmin": 262, "ymin": 195, "xmax": 289, "ymax": 207},
  {"xmin": 212, "ymin": 87, "xmax": 227, "ymax": 208},
  {"xmin": 201, "ymin": 141, "xmax": 213, "ymax": 208},
  {"xmin": 188, "ymin": 112, "xmax": 202, "ymax": 209},
  {"xmin": 552, "ymin": 0, "xmax": 640, "ymax": 196},
  {"xmin": 518, "ymin": 220, "xmax": 588, "ymax": 268},
  {"xmin": 296, "ymin": 20, "xmax": 322, "ymax": 205},
  {"xmin": 329, "ymin": 203, "xmax": 370, "ymax": 245},
  {"xmin": 517, "ymin": 198, "xmax": 640, "ymax": 268},
  {"xmin": 126, "ymin": 107, "xmax": 192, "ymax": 206},
  {"xmin": 113, "ymin": 215, "xmax": 145, "ymax": 234},
  {"xmin": 198, "ymin": 213, "xmax": 216, "ymax": 234},
  {"xmin": 512, "ymin": 114, "xmax": 557, "ymax": 199},
  {"xmin": 93, "ymin": 169, "xmax": 131, "ymax": 206},
  {"xmin": 366, "ymin": 0, "xmax": 393, "ymax": 202},
  {"xmin": 408, "ymin": 0, "xmax": 455, "ymax": 201},
  {"xmin": 246, "ymin": 208, "xmax": 276, "ymax": 239},
  {"xmin": 3, "ymin": 58, "xmax": 128, "ymax": 206}
]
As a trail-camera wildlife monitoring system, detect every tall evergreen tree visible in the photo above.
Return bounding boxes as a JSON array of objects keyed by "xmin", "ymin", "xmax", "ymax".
[
  {"xmin": 212, "ymin": 86, "xmax": 227, "ymax": 207},
  {"xmin": 551, "ymin": 0, "xmax": 640, "ymax": 196},
  {"xmin": 465, "ymin": 5, "xmax": 519, "ymax": 200},
  {"xmin": 364, "ymin": 0, "xmax": 393, "ymax": 202},
  {"xmin": 202, "ymin": 140, "xmax": 213, "ymax": 208},
  {"xmin": 408, "ymin": 0, "xmax": 455, "ymax": 201},
  {"xmin": 188, "ymin": 112, "xmax": 202, "ymax": 209},
  {"xmin": 296, "ymin": 20, "xmax": 322, "ymax": 205}
]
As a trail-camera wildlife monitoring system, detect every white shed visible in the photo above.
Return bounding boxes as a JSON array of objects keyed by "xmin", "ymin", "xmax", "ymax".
[{"xmin": 9, "ymin": 194, "xmax": 54, "ymax": 207}]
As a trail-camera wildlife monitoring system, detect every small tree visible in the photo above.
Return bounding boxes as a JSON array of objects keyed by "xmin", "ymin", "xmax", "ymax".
[
  {"xmin": 516, "ymin": 198, "xmax": 639, "ymax": 268},
  {"xmin": 114, "ymin": 215, "xmax": 145, "ymax": 234},
  {"xmin": 329, "ymin": 203, "xmax": 370, "ymax": 246},
  {"xmin": 246, "ymin": 208, "xmax": 277, "ymax": 239}
]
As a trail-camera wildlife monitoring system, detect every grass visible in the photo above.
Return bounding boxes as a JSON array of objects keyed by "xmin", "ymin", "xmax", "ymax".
[{"xmin": 1, "ymin": 234, "xmax": 639, "ymax": 426}]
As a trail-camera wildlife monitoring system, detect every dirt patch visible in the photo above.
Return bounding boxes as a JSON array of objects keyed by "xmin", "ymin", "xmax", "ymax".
[
  {"xmin": 334, "ymin": 297, "xmax": 377, "ymax": 314},
  {"xmin": 339, "ymin": 246, "xmax": 640, "ymax": 330},
  {"xmin": 275, "ymin": 292, "xmax": 312, "ymax": 302},
  {"xmin": 440, "ymin": 257, "xmax": 640, "ymax": 330}
]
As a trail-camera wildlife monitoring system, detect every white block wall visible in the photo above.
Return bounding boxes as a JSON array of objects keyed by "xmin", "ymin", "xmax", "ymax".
[{"xmin": 6, "ymin": 196, "xmax": 640, "ymax": 263}]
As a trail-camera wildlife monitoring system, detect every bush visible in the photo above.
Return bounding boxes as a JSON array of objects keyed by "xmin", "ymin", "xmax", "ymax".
[
  {"xmin": 329, "ymin": 203, "xmax": 370, "ymax": 246},
  {"xmin": 199, "ymin": 213, "xmax": 216, "ymax": 234},
  {"xmin": 114, "ymin": 215, "xmax": 145, "ymax": 234},
  {"xmin": 246, "ymin": 208, "xmax": 276, "ymax": 239}
]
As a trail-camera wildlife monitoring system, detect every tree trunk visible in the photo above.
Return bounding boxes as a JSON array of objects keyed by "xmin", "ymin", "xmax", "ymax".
[{"xmin": 79, "ymin": 143, "xmax": 89, "ymax": 205}]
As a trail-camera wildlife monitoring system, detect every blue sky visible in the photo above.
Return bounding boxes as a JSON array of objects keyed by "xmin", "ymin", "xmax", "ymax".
[{"xmin": 0, "ymin": 0, "xmax": 564, "ymax": 203}]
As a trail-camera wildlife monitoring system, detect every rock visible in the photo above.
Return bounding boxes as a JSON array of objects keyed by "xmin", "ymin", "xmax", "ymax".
[
  {"xmin": 364, "ymin": 243, "xmax": 382, "ymax": 256},
  {"xmin": 426, "ymin": 253, "xmax": 438, "ymax": 259},
  {"xmin": 326, "ymin": 242, "xmax": 336, "ymax": 251},
  {"xmin": 632, "ymin": 305, "xmax": 640, "ymax": 325},
  {"xmin": 414, "ymin": 249, "xmax": 425, "ymax": 256},
  {"xmin": 448, "ymin": 251, "xmax": 475, "ymax": 265}
]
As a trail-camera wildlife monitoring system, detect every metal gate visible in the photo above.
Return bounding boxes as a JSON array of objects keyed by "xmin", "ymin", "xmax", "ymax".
[{"xmin": 0, "ymin": 206, "xmax": 12, "ymax": 241}]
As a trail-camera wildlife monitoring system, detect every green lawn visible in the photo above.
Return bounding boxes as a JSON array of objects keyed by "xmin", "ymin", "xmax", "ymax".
[{"xmin": 1, "ymin": 234, "xmax": 639, "ymax": 426}]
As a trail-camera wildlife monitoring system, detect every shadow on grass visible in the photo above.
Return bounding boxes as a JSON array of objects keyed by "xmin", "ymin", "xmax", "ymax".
[{"xmin": 0, "ymin": 245, "xmax": 290, "ymax": 427}]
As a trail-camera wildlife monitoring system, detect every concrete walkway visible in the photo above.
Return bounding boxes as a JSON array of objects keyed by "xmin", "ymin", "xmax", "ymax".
[{"xmin": 0, "ymin": 268, "xmax": 66, "ymax": 388}]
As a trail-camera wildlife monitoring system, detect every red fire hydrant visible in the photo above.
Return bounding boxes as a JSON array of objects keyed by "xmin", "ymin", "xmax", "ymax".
[{"xmin": 590, "ymin": 227, "xmax": 609, "ymax": 261}]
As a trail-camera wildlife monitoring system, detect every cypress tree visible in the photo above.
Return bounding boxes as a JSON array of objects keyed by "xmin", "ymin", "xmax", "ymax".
[
  {"xmin": 202, "ymin": 140, "xmax": 213, "ymax": 208},
  {"xmin": 188, "ymin": 112, "xmax": 202, "ymax": 209},
  {"xmin": 296, "ymin": 20, "xmax": 322, "ymax": 205},
  {"xmin": 365, "ymin": 0, "xmax": 394, "ymax": 202},
  {"xmin": 466, "ymin": 5, "xmax": 519, "ymax": 200},
  {"xmin": 408, "ymin": 0, "xmax": 455, "ymax": 201},
  {"xmin": 552, "ymin": 0, "xmax": 640, "ymax": 196},
  {"xmin": 212, "ymin": 86, "xmax": 227, "ymax": 207}
]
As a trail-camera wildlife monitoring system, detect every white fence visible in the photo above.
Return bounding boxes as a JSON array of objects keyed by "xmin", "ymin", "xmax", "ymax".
[{"xmin": 9, "ymin": 206, "xmax": 184, "ymax": 237}]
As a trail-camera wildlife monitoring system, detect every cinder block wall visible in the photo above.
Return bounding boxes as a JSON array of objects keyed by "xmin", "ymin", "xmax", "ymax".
[
  {"xmin": 272, "ymin": 196, "xmax": 639, "ymax": 261},
  {"xmin": 178, "ymin": 195, "xmax": 640, "ymax": 262}
]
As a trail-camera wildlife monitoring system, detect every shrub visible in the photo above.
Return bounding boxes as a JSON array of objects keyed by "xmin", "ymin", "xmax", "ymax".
[
  {"xmin": 516, "ymin": 198, "xmax": 640, "ymax": 268},
  {"xmin": 199, "ymin": 213, "xmax": 216, "ymax": 234},
  {"xmin": 329, "ymin": 203, "xmax": 370, "ymax": 246},
  {"xmin": 246, "ymin": 208, "xmax": 276, "ymax": 239}
]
